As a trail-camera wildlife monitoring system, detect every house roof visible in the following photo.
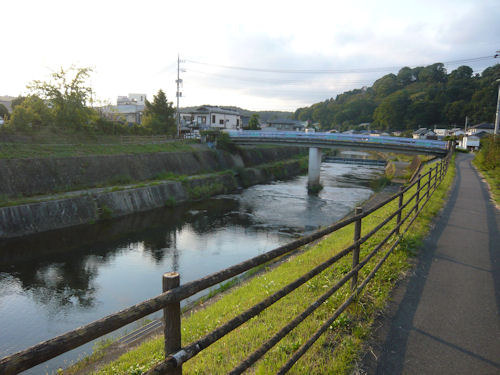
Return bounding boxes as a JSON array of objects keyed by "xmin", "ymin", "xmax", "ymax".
[
  {"xmin": 413, "ymin": 128, "xmax": 428, "ymax": 135},
  {"xmin": 413, "ymin": 128, "xmax": 435, "ymax": 135},
  {"xmin": 470, "ymin": 123, "xmax": 494, "ymax": 129},
  {"xmin": 266, "ymin": 119, "xmax": 305, "ymax": 127},
  {"xmin": 475, "ymin": 130, "xmax": 492, "ymax": 138},
  {"xmin": 193, "ymin": 106, "xmax": 240, "ymax": 116}
]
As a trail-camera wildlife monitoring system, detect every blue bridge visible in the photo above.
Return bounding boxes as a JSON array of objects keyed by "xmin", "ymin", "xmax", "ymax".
[{"xmin": 226, "ymin": 131, "xmax": 451, "ymax": 190}]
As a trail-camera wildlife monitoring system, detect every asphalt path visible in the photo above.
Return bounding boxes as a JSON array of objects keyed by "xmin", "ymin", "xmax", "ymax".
[{"xmin": 364, "ymin": 153, "xmax": 500, "ymax": 375}]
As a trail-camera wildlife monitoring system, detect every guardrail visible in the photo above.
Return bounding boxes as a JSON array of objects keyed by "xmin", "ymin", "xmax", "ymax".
[
  {"xmin": 0, "ymin": 150, "xmax": 452, "ymax": 374},
  {"xmin": 227, "ymin": 131, "xmax": 450, "ymax": 155}
]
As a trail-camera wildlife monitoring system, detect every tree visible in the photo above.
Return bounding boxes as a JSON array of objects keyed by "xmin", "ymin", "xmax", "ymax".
[
  {"xmin": 372, "ymin": 91, "xmax": 410, "ymax": 130},
  {"xmin": 397, "ymin": 67, "xmax": 415, "ymax": 86},
  {"xmin": 0, "ymin": 104, "xmax": 9, "ymax": 120},
  {"xmin": 28, "ymin": 66, "xmax": 95, "ymax": 129},
  {"xmin": 247, "ymin": 114, "xmax": 260, "ymax": 129},
  {"xmin": 8, "ymin": 96, "xmax": 54, "ymax": 131},
  {"xmin": 372, "ymin": 74, "xmax": 401, "ymax": 97},
  {"xmin": 10, "ymin": 96, "xmax": 26, "ymax": 111},
  {"xmin": 142, "ymin": 90, "xmax": 176, "ymax": 134}
]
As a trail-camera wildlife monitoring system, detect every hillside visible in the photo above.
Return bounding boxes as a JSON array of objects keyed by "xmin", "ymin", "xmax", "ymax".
[{"xmin": 293, "ymin": 63, "xmax": 500, "ymax": 131}]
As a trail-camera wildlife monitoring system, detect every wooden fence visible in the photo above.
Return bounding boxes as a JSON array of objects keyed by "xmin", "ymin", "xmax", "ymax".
[
  {"xmin": 0, "ymin": 151, "xmax": 452, "ymax": 375},
  {"xmin": 120, "ymin": 135, "xmax": 177, "ymax": 144}
]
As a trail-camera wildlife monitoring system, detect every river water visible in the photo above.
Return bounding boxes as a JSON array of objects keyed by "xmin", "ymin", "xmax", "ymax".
[{"xmin": 0, "ymin": 161, "xmax": 384, "ymax": 373}]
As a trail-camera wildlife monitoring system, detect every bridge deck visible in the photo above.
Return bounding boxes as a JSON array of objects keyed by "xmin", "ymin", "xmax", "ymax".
[{"xmin": 227, "ymin": 131, "xmax": 449, "ymax": 157}]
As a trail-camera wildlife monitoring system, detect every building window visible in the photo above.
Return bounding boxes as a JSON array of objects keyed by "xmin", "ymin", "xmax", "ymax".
[
  {"xmin": 212, "ymin": 115, "xmax": 216, "ymax": 124},
  {"xmin": 201, "ymin": 116, "xmax": 206, "ymax": 124},
  {"xmin": 237, "ymin": 119, "xmax": 240, "ymax": 126},
  {"xmin": 220, "ymin": 119, "xmax": 224, "ymax": 125}
]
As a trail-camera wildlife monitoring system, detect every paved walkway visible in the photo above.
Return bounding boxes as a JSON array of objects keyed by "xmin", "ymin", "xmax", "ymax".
[{"xmin": 366, "ymin": 153, "xmax": 500, "ymax": 374}]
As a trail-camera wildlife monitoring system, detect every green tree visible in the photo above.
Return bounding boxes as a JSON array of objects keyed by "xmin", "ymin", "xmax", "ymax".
[
  {"xmin": 372, "ymin": 91, "xmax": 410, "ymax": 130},
  {"xmin": 8, "ymin": 96, "xmax": 54, "ymax": 131},
  {"xmin": 28, "ymin": 66, "xmax": 95, "ymax": 129},
  {"xmin": 247, "ymin": 113, "xmax": 260, "ymax": 129},
  {"xmin": 372, "ymin": 74, "xmax": 401, "ymax": 97},
  {"xmin": 142, "ymin": 89, "xmax": 176, "ymax": 134},
  {"xmin": 0, "ymin": 104, "xmax": 9, "ymax": 120},
  {"xmin": 10, "ymin": 96, "xmax": 26, "ymax": 111}
]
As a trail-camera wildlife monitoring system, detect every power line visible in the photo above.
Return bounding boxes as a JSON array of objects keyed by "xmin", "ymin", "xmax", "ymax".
[{"xmin": 184, "ymin": 55, "xmax": 495, "ymax": 75}]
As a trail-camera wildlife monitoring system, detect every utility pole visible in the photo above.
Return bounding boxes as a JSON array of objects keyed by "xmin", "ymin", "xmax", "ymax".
[
  {"xmin": 495, "ymin": 51, "xmax": 500, "ymax": 136},
  {"xmin": 464, "ymin": 116, "xmax": 468, "ymax": 133},
  {"xmin": 495, "ymin": 79, "xmax": 500, "ymax": 135},
  {"xmin": 176, "ymin": 54, "xmax": 183, "ymax": 138}
]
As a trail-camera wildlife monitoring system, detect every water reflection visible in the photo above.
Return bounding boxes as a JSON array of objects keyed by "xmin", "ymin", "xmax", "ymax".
[{"xmin": 0, "ymin": 162, "xmax": 384, "ymax": 372}]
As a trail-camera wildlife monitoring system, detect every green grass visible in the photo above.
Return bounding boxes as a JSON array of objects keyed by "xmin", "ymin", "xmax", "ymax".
[
  {"xmin": 472, "ymin": 159, "xmax": 500, "ymax": 205},
  {"xmin": 0, "ymin": 141, "xmax": 198, "ymax": 159},
  {"xmin": 87, "ymin": 156, "xmax": 455, "ymax": 375}
]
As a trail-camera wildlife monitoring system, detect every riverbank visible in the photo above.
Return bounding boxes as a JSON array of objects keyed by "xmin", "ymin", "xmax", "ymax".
[
  {"xmin": 63, "ymin": 156, "xmax": 455, "ymax": 375},
  {"xmin": 0, "ymin": 146, "xmax": 307, "ymax": 239},
  {"xmin": 0, "ymin": 156, "xmax": 307, "ymax": 239}
]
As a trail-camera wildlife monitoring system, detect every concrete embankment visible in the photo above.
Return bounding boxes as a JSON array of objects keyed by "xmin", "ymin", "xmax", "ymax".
[
  {"xmin": 0, "ymin": 146, "xmax": 301, "ymax": 198},
  {"xmin": 0, "ymin": 153, "xmax": 306, "ymax": 239}
]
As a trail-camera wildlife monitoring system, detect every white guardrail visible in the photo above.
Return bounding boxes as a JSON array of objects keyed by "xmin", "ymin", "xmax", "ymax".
[{"xmin": 226, "ymin": 130, "xmax": 449, "ymax": 151}]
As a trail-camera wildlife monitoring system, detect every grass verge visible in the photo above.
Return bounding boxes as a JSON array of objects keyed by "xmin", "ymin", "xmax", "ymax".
[
  {"xmin": 0, "ymin": 141, "xmax": 199, "ymax": 159},
  {"xmin": 67, "ymin": 156, "xmax": 455, "ymax": 375},
  {"xmin": 472, "ymin": 156, "xmax": 500, "ymax": 206}
]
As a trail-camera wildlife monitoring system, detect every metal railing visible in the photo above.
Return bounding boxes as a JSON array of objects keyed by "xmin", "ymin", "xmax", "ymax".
[
  {"xmin": 226, "ymin": 130, "xmax": 450, "ymax": 153},
  {"xmin": 0, "ymin": 151, "xmax": 452, "ymax": 375}
]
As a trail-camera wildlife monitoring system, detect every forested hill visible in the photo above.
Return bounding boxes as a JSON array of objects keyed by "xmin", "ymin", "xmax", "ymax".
[{"xmin": 293, "ymin": 63, "xmax": 500, "ymax": 131}]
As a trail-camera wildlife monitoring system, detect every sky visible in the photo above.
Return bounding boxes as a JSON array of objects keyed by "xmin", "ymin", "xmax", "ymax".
[{"xmin": 1, "ymin": 0, "xmax": 499, "ymax": 111}]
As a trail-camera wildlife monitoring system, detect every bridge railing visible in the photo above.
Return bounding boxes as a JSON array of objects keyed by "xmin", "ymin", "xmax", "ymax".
[
  {"xmin": 226, "ymin": 130, "xmax": 449, "ymax": 151},
  {"xmin": 0, "ymin": 151, "xmax": 453, "ymax": 375}
]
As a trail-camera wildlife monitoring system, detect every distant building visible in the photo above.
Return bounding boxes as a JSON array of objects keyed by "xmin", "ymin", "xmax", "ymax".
[
  {"xmin": 100, "ymin": 94, "xmax": 147, "ymax": 125},
  {"xmin": 467, "ymin": 123, "xmax": 495, "ymax": 136},
  {"xmin": 412, "ymin": 128, "xmax": 437, "ymax": 140},
  {"xmin": 261, "ymin": 119, "xmax": 306, "ymax": 132},
  {"xmin": 184, "ymin": 106, "xmax": 241, "ymax": 130},
  {"xmin": 448, "ymin": 127, "xmax": 465, "ymax": 137},
  {"xmin": 458, "ymin": 135, "xmax": 480, "ymax": 151}
]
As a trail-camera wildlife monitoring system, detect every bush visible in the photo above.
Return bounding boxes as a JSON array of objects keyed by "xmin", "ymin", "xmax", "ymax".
[{"xmin": 476, "ymin": 135, "xmax": 500, "ymax": 170}]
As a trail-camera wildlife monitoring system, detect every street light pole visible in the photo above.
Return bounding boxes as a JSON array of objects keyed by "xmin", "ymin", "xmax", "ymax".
[{"xmin": 495, "ymin": 79, "xmax": 500, "ymax": 135}]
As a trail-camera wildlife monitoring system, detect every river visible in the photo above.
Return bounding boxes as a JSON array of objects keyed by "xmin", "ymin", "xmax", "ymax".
[{"xmin": 0, "ymin": 161, "xmax": 384, "ymax": 373}]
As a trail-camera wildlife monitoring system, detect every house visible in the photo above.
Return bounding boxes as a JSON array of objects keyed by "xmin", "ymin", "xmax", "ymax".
[
  {"xmin": 434, "ymin": 128, "xmax": 449, "ymax": 138},
  {"xmin": 261, "ymin": 119, "xmax": 306, "ymax": 132},
  {"xmin": 187, "ymin": 106, "xmax": 241, "ymax": 130},
  {"xmin": 448, "ymin": 128, "xmax": 465, "ymax": 137},
  {"xmin": 458, "ymin": 135, "xmax": 480, "ymax": 151},
  {"xmin": 412, "ymin": 128, "xmax": 437, "ymax": 140},
  {"xmin": 467, "ymin": 123, "xmax": 495, "ymax": 136},
  {"xmin": 100, "ymin": 94, "xmax": 147, "ymax": 125}
]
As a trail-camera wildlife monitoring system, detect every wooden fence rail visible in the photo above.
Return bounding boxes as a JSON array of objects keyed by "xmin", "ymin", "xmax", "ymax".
[{"xmin": 0, "ymin": 151, "xmax": 452, "ymax": 375}]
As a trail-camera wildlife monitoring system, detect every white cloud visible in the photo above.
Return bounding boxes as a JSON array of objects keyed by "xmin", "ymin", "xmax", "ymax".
[{"xmin": 1, "ymin": 0, "xmax": 498, "ymax": 111}]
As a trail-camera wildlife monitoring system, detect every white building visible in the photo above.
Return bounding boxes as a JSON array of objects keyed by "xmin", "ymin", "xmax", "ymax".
[
  {"xmin": 100, "ymin": 94, "xmax": 147, "ymax": 124},
  {"xmin": 458, "ymin": 136, "xmax": 480, "ymax": 151},
  {"xmin": 466, "ymin": 123, "xmax": 495, "ymax": 136},
  {"xmin": 187, "ymin": 106, "xmax": 241, "ymax": 130}
]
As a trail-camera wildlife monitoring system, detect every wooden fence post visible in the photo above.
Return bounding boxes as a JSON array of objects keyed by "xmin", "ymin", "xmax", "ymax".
[
  {"xmin": 351, "ymin": 207, "xmax": 363, "ymax": 291},
  {"xmin": 163, "ymin": 272, "xmax": 182, "ymax": 375},
  {"xmin": 416, "ymin": 174, "xmax": 421, "ymax": 212},
  {"xmin": 427, "ymin": 167, "xmax": 433, "ymax": 199},
  {"xmin": 396, "ymin": 186, "xmax": 404, "ymax": 235}
]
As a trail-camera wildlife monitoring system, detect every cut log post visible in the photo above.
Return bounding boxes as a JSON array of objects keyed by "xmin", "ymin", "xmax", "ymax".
[{"xmin": 163, "ymin": 272, "xmax": 182, "ymax": 375}]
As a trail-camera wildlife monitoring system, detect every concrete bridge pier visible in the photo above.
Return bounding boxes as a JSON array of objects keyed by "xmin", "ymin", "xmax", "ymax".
[{"xmin": 307, "ymin": 147, "xmax": 322, "ymax": 193}]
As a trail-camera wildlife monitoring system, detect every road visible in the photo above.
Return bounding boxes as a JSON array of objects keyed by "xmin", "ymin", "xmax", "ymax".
[{"xmin": 364, "ymin": 153, "xmax": 500, "ymax": 374}]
